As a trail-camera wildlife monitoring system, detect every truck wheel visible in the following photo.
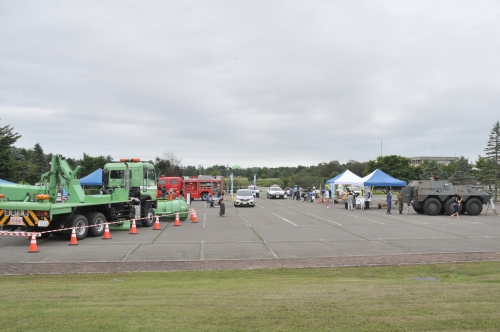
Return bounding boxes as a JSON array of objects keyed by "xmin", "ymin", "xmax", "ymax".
[
  {"xmin": 200, "ymin": 193, "xmax": 208, "ymax": 201},
  {"xmin": 423, "ymin": 198, "xmax": 441, "ymax": 216},
  {"xmin": 69, "ymin": 215, "xmax": 89, "ymax": 240},
  {"xmin": 142, "ymin": 208, "xmax": 155, "ymax": 227},
  {"xmin": 413, "ymin": 207, "xmax": 425, "ymax": 214},
  {"xmin": 444, "ymin": 198, "xmax": 455, "ymax": 215},
  {"xmin": 87, "ymin": 212, "xmax": 106, "ymax": 237},
  {"xmin": 465, "ymin": 198, "xmax": 483, "ymax": 215}
]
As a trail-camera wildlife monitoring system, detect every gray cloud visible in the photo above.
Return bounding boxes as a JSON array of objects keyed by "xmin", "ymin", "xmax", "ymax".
[{"xmin": 1, "ymin": 0, "xmax": 499, "ymax": 168}]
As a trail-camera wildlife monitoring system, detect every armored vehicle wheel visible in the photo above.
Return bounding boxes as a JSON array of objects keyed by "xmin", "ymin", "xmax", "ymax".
[
  {"xmin": 413, "ymin": 207, "xmax": 425, "ymax": 214},
  {"xmin": 68, "ymin": 215, "xmax": 89, "ymax": 240},
  {"xmin": 87, "ymin": 212, "xmax": 106, "ymax": 237},
  {"xmin": 142, "ymin": 208, "xmax": 155, "ymax": 227},
  {"xmin": 444, "ymin": 198, "xmax": 455, "ymax": 215},
  {"xmin": 465, "ymin": 198, "xmax": 483, "ymax": 215},
  {"xmin": 423, "ymin": 198, "xmax": 441, "ymax": 216}
]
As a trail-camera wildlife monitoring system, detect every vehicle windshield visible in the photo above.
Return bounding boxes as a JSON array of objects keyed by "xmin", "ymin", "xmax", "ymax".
[
  {"xmin": 270, "ymin": 187, "xmax": 283, "ymax": 191},
  {"xmin": 237, "ymin": 190, "xmax": 252, "ymax": 196}
]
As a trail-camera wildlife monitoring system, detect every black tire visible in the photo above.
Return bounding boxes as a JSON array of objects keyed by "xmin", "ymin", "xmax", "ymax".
[
  {"xmin": 68, "ymin": 215, "xmax": 89, "ymax": 240},
  {"xmin": 423, "ymin": 198, "xmax": 441, "ymax": 216},
  {"xmin": 142, "ymin": 208, "xmax": 155, "ymax": 227},
  {"xmin": 200, "ymin": 193, "xmax": 207, "ymax": 201},
  {"xmin": 87, "ymin": 212, "xmax": 106, "ymax": 237},
  {"xmin": 413, "ymin": 206, "xmax": 425, "ymax": 214},
  {"xmin": 444, "ymin": 198, "xmax": 455, "ymax": 215},
  {"xmin": 465, "ymin": 197, "xmax": 483, "ymax": 216}
]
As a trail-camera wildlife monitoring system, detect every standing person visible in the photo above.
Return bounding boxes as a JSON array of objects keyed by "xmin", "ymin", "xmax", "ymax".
[
  {"xmin": 289, "ymin": 187, "xmax": 293, "ymax": 200},
  {"xmin": 293, "ymin": 185, "xmax": 298, "ymax": 200},
  {"xmin": 324, "ymin": 189, "xmax": 330, "ymax": 208},
  {"xmin": 206, "ymin": 192, "xmax": 213, "ymax": 207},
  {"xmin": 386, "ymin": 189, "xmax": 393, "ymax": 214},
  {"xmin": 328, "ymin": 189, "xmax": 332, "ymax": 202},
  {"xmin": 219, "ymin": 194, "xmax": 225, "ymax": 217},
  {"xmin": 397, "ymin": 192, "xmax": 403, "ymax": 214},
  {"xmin": 450, "ymin": 194, "xmax": 462, "ymax": 218},
  {"xmin": 311, "ymin": 187, "xmax": 316, "ymax": 202},
  {"xmin": 347, "ymin": 192, "xmax": 354, "ymax": 211},
  {"xmin": 298, "ymin": 187, "xmax": 303, "ymax": 202}
]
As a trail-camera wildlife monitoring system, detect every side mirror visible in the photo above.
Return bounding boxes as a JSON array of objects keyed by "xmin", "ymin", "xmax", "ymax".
[{"xmin": 102, "ymin": 169, "xmax": 109, "ymax": 188}]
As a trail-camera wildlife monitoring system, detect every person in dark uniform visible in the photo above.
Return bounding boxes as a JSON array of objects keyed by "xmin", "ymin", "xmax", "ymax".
[{"xmin": 219, "ymin": 194, "xmax": 225, "ymax": 217}]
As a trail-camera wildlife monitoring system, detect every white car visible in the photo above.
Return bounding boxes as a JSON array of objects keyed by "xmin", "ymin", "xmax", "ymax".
[
  {"xmin": 247, "ymin": 186, "xmax": 260, "ymax": 197},
  {"xmin": 267, "ymin": 186, "xmax": 285, "ymax": 199},
  {"xmin": 234, "ymin": 189, "xmax": 255, "ymax": 207}
]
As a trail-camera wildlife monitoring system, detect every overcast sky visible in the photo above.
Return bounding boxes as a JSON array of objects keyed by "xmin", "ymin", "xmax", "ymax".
[{"xmin": 1, "ymin": 0, "xmax": 499, "ymax": 169}]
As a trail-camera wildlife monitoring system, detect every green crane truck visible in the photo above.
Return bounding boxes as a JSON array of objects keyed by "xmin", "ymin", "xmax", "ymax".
[{"xmin": 0, "ymin": 157, "xmax": 161, "ymax": 240}]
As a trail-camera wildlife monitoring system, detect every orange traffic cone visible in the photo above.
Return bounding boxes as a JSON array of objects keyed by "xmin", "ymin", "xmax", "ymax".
[
  {"xmin": 191, "ymin": 209, "xmax": 198, "ymax": 223},
  {"xmin": 102, "ymin": 221, "xmax": 112, "ymax": 239},
  {"xmin": 153, "ymin": 216, "xmax": 161, "ymax": 230},
  {"xmin": 189, "ymin": 208, "xmax": 194, "ymax": 221},
  {"xmin": 69, "ymin": 227, "xmax": 78, "ymax": 246},
  {"xmin": 28, "ymin": 233, "xmax": 39, "ymax": 253},
  {"xmin": 174, "ymin": 212, "xmax": 181, "ymax": 226},
  {"xmin": 129, "ymin": 218, "xmax": 138, "ymax": 234}
]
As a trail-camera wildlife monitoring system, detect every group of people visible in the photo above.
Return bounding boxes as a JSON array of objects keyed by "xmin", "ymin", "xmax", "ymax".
[
  {"xmin": 286, "ymin": 185, "xmax": 331, "ymax": 207},
  {"xmin": 386, "ymin": 189, "xmax": 404, "ymax": 215},
  {"xmin": 205, "ymin": 187, "xmax": 226, "ymax": 217}
]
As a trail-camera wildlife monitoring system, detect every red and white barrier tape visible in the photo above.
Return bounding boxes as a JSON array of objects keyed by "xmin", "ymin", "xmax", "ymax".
[{"xmin": 0, "ymin": 213, "xmax": 178, "ymax": 237}]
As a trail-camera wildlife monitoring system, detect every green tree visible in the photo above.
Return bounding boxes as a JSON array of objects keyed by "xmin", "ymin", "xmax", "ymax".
[
  {"xmin": 0, "ymin": 120, "xmax": 22, "ymax": 181},
  {"xmin": 343, "ymin": 160, "xmax": 365, "ymax": 176},
  {"xmin": 33, "ymin": 143, "xmax": 49, "ymax": 177},
  {"xmin": 448, "ymin": 156, "xmax": 475, "ymax": 185},
  {"xmin": 79, "ymin": 153, "xmax": 112, "ymax": 178},
  {"xmin": 364, "ymin": 155, "xmax": 420, "ymax": 184},
  {"xmin": 475, "ymin": 155, "xmax": 496, "ymax": 191},
  {"xmin": 421, "ymin": 160, "xmax": 442, "ymax": 180},
  {"xmin": 484, "ymin": 121, "xmax": 500, "ymax": 201}
]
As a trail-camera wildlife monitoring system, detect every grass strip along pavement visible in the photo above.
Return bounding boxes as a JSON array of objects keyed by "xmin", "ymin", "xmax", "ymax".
[{"xmin": 1, "ymin": 262, "xmax": 500, "ymax": 331}]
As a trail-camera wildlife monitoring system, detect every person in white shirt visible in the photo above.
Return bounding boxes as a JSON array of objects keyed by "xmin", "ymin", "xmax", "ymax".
[{"xmin": 324, "ymin": 190, "xmax": 330, "ymax": 208}]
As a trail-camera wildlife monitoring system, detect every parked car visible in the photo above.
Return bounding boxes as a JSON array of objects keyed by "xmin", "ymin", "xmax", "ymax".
[
  {"xmin": 267, "ymin": 186, "xmax": 285, "ymax": 199},
  {"xmin": 235, "ymin": 189, "xmax": 255, "ymax": 207},
  {"xmin": 247, "ymin": 185, "xmax": 260, "ymax": 197}
]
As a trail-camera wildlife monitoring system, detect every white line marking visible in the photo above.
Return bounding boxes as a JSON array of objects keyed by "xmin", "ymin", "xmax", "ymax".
[
  {"xmin": 272, "ymin": 213, "xmax": 297, "ymax": 226},
  {"xmin": 305, "ymin": 213, "xmax": 342, "ymax": 226},
  {"xmin": 203, "ymin": 213, "xmax": 206, "ymax": 227},
  {"xmin": 339, "ymin": 212, "xmax": 385, "ymax": 225}
]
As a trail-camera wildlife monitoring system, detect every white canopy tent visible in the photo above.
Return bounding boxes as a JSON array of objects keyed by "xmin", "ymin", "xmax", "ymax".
[{"xmin": 326, "ymin": 170, "xmax": 363, "ymax": 198}]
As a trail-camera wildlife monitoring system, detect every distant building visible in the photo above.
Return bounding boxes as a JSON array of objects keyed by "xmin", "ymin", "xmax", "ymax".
[{"xmin": 410, "ymin": 156, "xmax": 459, "ymax": 166}]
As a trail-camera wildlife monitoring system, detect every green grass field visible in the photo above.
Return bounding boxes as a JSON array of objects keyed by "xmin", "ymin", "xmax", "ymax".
[{"xmin": 2, "ymin": 262, "xmax": 500, "ymax": 331}]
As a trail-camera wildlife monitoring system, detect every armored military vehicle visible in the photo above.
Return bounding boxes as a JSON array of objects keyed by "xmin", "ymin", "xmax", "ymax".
[{"xmin": 401, "ymin": 180, "xmax": 492, "ymax": 216}]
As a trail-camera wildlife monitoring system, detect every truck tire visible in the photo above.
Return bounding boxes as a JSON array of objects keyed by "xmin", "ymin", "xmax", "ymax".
[
  {"xmin": 142, "ymin": 208, "xmax": 155, "ymax": 227},
  {"xmin": 423, "ymin": 198, "xmax": 441, "ymax": 216},
  {"xmin": 87, "ymin": 212, "xmax": 106, "ymax": 237},
  {"xmin": 465, "ymin": 197, "xmax": 483, "ymax": 215},
  {"xmin": 413, "ymin": 206, "xmax": 424, "ymax": 214},
  {"xmin": 200, "ymin": 193, "xmax": 207, "ymax": 201},
  {"xmin": 444, "ymin": 198, "xmax": 455, "ymax": 215},
  {"xmin": 68, "ymin": 215, "xmax": 89, "ymax": 240}
]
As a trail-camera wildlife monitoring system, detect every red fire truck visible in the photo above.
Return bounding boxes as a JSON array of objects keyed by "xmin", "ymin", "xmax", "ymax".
[{"xmin": 157, "ymin": 175, "xmax": 224, "ymax": 201}]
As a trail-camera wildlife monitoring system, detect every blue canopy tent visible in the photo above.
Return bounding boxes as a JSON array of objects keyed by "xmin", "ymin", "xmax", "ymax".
[
  {"xmin": 355, "ymin": 169, "xmax": 406, "ymax": 187},
  {"xmin": 80, "ymin": 168, "xmax": 103, "ymax": 186},
  {"xmin": 0, "ymin": 179, "xmax": 15, "ymax": 184}
]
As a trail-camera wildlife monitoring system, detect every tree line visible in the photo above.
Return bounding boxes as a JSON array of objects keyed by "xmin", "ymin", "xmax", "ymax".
[{"xmin": 1, "ymin": 119, "xmax": 498, "ymax": 200}]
